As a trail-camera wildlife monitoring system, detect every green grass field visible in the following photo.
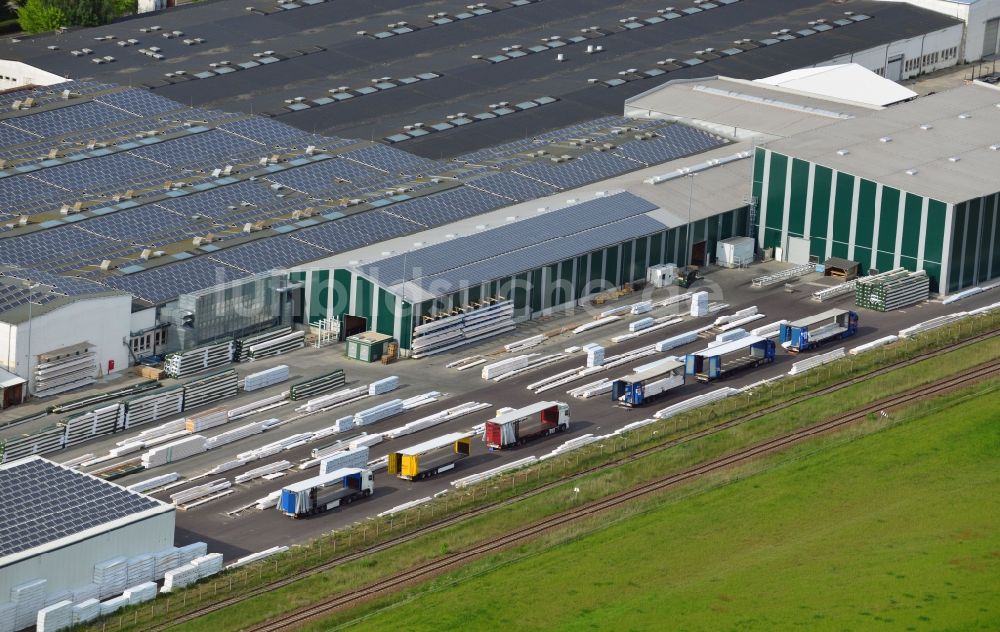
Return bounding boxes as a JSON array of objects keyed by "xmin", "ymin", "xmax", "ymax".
[{"xmin": 320, "ymin": 385, "xmax": 1000, "ymax": 632}]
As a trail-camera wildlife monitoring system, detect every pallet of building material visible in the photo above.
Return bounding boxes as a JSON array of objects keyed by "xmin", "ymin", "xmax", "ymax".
[
  {"xmin": 161, "ymin": 565, "xmax": 199, "ymax": 592},
  {"xmin": 354, "ymin": 399, "xmax": 404, "ymax": 426},
  {"xmin": 124, "ymin": 582, "xmax": 157, "ymax": 605},
  {"xmin": 181, "ymin": 369, "xmax": 239, "ymax": 411},
  {"xmin": 654, "ymin": 387, "xmax": 737, "ymax": 419},
  {"xmin": 481, "ymin": 355, "xmax": 532, "ymax": 380},
  {"xmin": 224, "ymin": 546, "xmax": 289, "ymax": 570},
  {"xmin": 121, "ymin": 386, "xmax": 185, "ymax": 429},
  {"xmin": 288, "ymin": 369, "xmax": 346, "ymax": 400},
  {"xmin": 72, "ymin": 599, "xmax": 100, "ymax": 625},
  {"xmin": 34, "ymin": 346, "xmax": 98, "ymax": 398},
  {"xmin": 320, "ymin": 446, "xmax": 370, "ymax": 474},
  {"xmin": 49, "ymin": 380, "xmax": 160, "ymax": 415},
  {"xmin": 0, "ymin": 424, "xmax": 65, "ymax": 464},
  {"xmin": 170, "ymin": 479, "xmax": 232, "ymax": 506},
  {"xmin": 247, "ymin": 330, "xmax": 305, "ymax": 361},
  {"xmin": 153, "ymin": 547, "xmax": 181, "ymax": 580},
  {"xmin": 228, "ymin": 393, "xmax": 288, "ymax": 419},
  {"xmin": 205, "ymin": 421, "xmax": 267, "ymax": 449},
  {"xmin": 37, "ymin": 600, "xmax": 73, "ymax": 632},
  {"xmin": 234, "ymin": 326, "xmax": 293, "ymax": 362},
  {"xmin": 125, "ymin": 555, "xmax": 155, "ymax": 586},
  {"xmin": 368, "ymin": 376, "xmax": 399, "ymax": 395},
  {"xmin": 126, "ymin": 472, "xmax": 180, "ymax": 494},
  {"xmin": 898, "ymin": 312, "xmax": 969, "ymax": 338},
  {"xmin": 164, "ymin": 340, "xmax": 234, "ymax": 379},
  {"xmin": 855, "ymin": 269, "xmax": 929, "ymax": 312},
  {"xmin": 234, "ymin": 460, "xmax": 293, "ymax": 484},
  {"xmin": 185, "ymin": 407, "xmax": 228, "ymax": 432},
  {"xmin": 191, "ymin": 553, "xmax": 224, "ymax": 579},
  {"xmin": 411, "ymin": 300, "xmax": 515, "ymax": 358},
  {"xmin": 63, "ymin": 403, "xmax": 122, "ymax": 446},
  {"xmin": 243, "ymin": 365, "xmax": 290, "ymax": 391},
  {"xmin": 10, "ymin": 578, "xmax": 47, "ymax": 631},
  {"xmin": 141, "ymin": 435, "xmax": 207, "ymax": 468},
  {"xmin": 93, "ymin": 557, "xmax": 128, "ymax": 598},
  {"xmin": 788, "ymin": 347, "xmax": 846, "ymax": 375}
]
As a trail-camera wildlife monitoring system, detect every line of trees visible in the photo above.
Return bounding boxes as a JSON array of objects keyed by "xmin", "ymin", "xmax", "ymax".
[{"xmin": 12, "ymin": 0, "xmax": 138, "ymax": 34}]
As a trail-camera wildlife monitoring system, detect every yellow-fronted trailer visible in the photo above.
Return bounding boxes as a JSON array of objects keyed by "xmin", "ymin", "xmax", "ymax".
[{"xmin": 388, "ymin": 432, "xmax": 473, "ymax": 480}]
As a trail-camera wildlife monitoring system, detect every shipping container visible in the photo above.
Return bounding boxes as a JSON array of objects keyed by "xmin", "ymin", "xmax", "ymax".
[
  {"xmin": 277, "ymin": 467, "xmax": 373, "ymax": 518},
  {"xmin": 484, "ymin": 401, "xmax": 570, "ymax": 449},
  {"xmin": 779, "ymin": 309, "xmax": 859, "ymax": 352},
  {"xmin": 611, "ymin": 360, "xmax": 685, "ymax": 407},
  {"xmin": 387, "ymin": 432, "xmax": 473, "ymax": 480},
  {"xmin": 685, "ymin": 336, "xmax": 775, "ymax": 382}
]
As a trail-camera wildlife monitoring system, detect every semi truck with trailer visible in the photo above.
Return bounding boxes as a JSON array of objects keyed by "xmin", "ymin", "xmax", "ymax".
[
  {"xmin": 278, "ymin": 467, "xmax": 373, "ymax": 518},
  {"xmin": 484, "ymin": 401, "xmax": 570, "ymax": 449},
  {"xmin": 780, "ymin": 309, "xmax": 859, "ymax": 352},
  {"xmin": 610, "ymin": 360, "xmax": 685, "ymax": 407},
  {"xmin": 388, "ymin": 432, "xmax": 473, "ymax": 480},
  {"xmin": 685, "ymin": 336, "xmax": 776, "ymax": 382}
]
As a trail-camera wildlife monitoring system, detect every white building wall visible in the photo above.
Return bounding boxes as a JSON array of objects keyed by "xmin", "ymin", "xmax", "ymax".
[
  {"xmin": 0, "ymin": 294, "xmax": 132, "ymax": 394},
  {"xmin": 0, "ymin": 511, "xmax": 175, "ymax": 605},
  {"xmin": 0, "ymin": 60, "xmax": 66, "ymax": 90},
  {"xmin": 819, "ymin": 24, "xmax": 964, "ymax": 79},
  {"xmin": 875, "ymin": 0, "xmax": 1000, "ymax": 61}
]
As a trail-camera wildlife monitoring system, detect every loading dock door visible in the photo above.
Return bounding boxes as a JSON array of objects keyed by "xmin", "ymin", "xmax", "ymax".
[
  {"xmin": 342, "ymin": 315, "xmax": 366, "ymax": 339},
  {"xmin": 786, "ymin": 237, "xmax": 811, "ymax": 265},
  {"xmin": 886, "ymin": 55, "xmax": 903, "ymax": 81},
  {"xmin": 984, "ymin": 18, "xmax": 1000, "ymax": 58},
  {"xmin": 691, "ymin": 241, "xmax": 707, "ymax": 267}
]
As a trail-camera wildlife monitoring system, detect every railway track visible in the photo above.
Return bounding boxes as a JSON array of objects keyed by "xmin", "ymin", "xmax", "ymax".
[
  {"xmin": 244, "ymin": 358, "xmax": 1000, "ymax": 630},
  {"xmin": 153, "ymin": 328, "xmax": 999, "ymax": 631}
]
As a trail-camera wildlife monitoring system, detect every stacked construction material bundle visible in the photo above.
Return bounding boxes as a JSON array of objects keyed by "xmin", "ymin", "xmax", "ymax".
[
  {"xmin": 320, "ymin": 447, "xmax": 370, "ymax": 474},
  {"xmin": 185, "ymin": 408, "xmax": 228, "ymax": 432},
  {"xmin": 335, "ymin": 415, "xmax": 354, "ymax": 432},
  {"xmin": 36, "ymin": 600, "xmax": 73, "ymax": 632},
  {"xmin": 253, "ymin": 491, "xmax": 282, "ymax": 510},
  {"xmin": 205, "ymin": 421, "xmax": 267, "ymax": 449},
  {"xmin": 190, "ymin": 553, "xmax": 224, "ymax": 579},
  {"xmin": 289, "ymin": 369, "xmax": 346, "ymax": 400},
  {"xmin": 349, "ymin": 434, "xmax": 382, "ymax": 449},
  {"xmin": 161, "ymin": 565, "xmax": 199, "ymax": 592},
  {"xmin": 451, "ymin": 456, "xmax": 538, "ymax": 488},
  {"xmin": 234, "ymin": 326, "xmax": 292, "ymax": 362},
  {"xmin": 178, "ymin": 542, "xmax": 208, "ymax": 565},
  {"xmin": 243, "ymin": 365, "xmax": 290, "ymax": 391},
  {"xmin": 247, "ymin": 331, "xmax": 305, "ymax": 360},
  {"xmin": 585, "ymin": 344, "xmax": 604, "ymax": 368},
  {"xmin": 750, "ymin": 320, "xmax": 788, "ymax": 338},
  {"xmin": 654, "ymin": 327, "xmax": 709, "ymax": 352},
  {"xmin": 715, "ymin": 328, "xmax": 748, "ymax": 343},
  {"xmin": 788, "ymin": 347, "xmax": 846, "ymax": 375},
  {"xmin": 969, "ymin": 300, "xmax": 1000, "ymax": 315},
  {"xmin": 567, "ymin": 379, "xmax": 612, "ymax": 398},
  {"xmin": 93, "ymin": 558, "xmax": 127, "ymax": 598},
  {"xmin": 630, "ymin": 301, "xmax": 653, "ymax": 315},
  {"xmin": 43, "ymin": 590, "xmax": 72, "ymax": 609},
  {"xmin": 11, "ymin": 579, "xmax": 47, "ymax": 631},
  {"xmin": 481, "ymin": 356, "xmax": 531, "ymax": 380},
  {"xmin": 410, "ymin": 300, "xmax": 515, "ymax": 358},
  {"xmin": 572, "ymin": 315, "xmax": 620, "ymax": 334},
  {"xmin": 125, "ymin": 417, "xmax": 187, "ymax": 443},
  {"xmin": 855, "ymin": 269, "xmax": 929, "ymax": 311},
  {"xmin": 181, "ymin": 369, "xmax": 238, "ymax": 410},
  {"xmin": 121, "ymin": 387, "xmax": 184, "ymax": 429},
  {"xmin": 292, "ymin": 386, "xmax": 374, "ymax": 414},
  {"xmin": 628, "ymin": 317, "xmax": 655, "ymax": 332},
  {"xmin": 170, "ymin": 479, "xmax": 232, "ymax": 506},
  {"xmin": 126, "ymin": 472, "xmax": 179, "ymax": 493},
  {"xmin": 234, "ymin": 460, "xmax": 293, "ymax": 484},
  {"xmin": 63, "ymin": 403, "xmax": 122, "ymax": 446},
  {"xmin": 0, "ymin": 424, "xmax": 63, "ymax": 463},
  {"xmin": 713, "ymin": 306, "xmax": 757, "ymax": 327},
  {"xmin": 99, "ymin": 596, "xmax": 129, "ymax": 616},
  {"xmin": 225, "ymin": 546, "xmax": 289, "ymax": 570},
  {"xmin": 123, "ymin": 582, "xmax": 157, "ymax": 605},
  {"xmin": 377, "ymin": 496, "xmax": 433, "ymax": 518},
  {"xmin": 382, "ymin": 402, "xmax": 491, "ymax": 439},
  {"xmin": 165, "ymin": 340, "xmax": 233, "ymax": 379},
  {"xmin": 70, "ymin": 585, "xmax": 99, "ymax": 604},
  {"xmin": 71, "ymin": 599, "xmax": 100, "ymax": 626},
  {"xmin": 153, "ymin": 548, "xmax": 181, "ymax": 580},
  {"xmin": 811, "ymin": 279, "xmax": 857, "ymax": 302},
  {"xmin": 899, "ymin": 312, "xmax": 968, "ymax": 338},
  {"xmin": 654, "ymin": 387, "xmax": 737, "ymax": 419},
  {"xmin": 34, "ymin": 344, "xmax": 98, "ymax": 398},
  {"xmin": 354, "ymin": 399, "xmax": 404, "ymax": 426},
  {"xmin": 228, "ymin": 393, "xmax": 287, "ymax": 419},
  {"xmin": 125, "ymin": 555, "xmax": 154, "ymax": 586},
  {"xmin": 849, "ymin": 335, "xmax": 899, "ymax": 355},
  {"xmin": 141, "ymin": 435, "xmax": 207, "ymax": 468},
  {"xmin": 942, "ymin": 286, "xmax": 985, "ymax": 304},
  {"xmin": 206, "ymin": 458, "xmax": 252, "ymax": 475},
  {"xmin": 690, "ymin": 291, "xmax": 709, "ymax": 317},
  {"xmin": 368, "ymin": 376, "xmax": 400, "ymax": 395},
  {"xmin": 504, "ymin": 334, "xmax": 545, "ymax": 352},
  {"xmin": 539, "ymin": 434, "xmax": 601, "ymax": 461},
  {"xmin": 0, "ymin": 603, "xmax": 14, "ymax": 632}
]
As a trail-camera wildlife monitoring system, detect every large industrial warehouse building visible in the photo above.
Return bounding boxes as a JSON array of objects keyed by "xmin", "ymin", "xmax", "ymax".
[{"xmin": 0, "ymin": 457, "xmax": 175, "ymax": 628}]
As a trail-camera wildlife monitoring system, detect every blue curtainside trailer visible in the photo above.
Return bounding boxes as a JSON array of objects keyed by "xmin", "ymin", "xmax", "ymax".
[
  {"xmin": 685, "ymin": 336, "xmax": 776, "ymax": 382},
  {"xmin": 780, "ymin": 309, "xmax": 859, "ymax": 352}
]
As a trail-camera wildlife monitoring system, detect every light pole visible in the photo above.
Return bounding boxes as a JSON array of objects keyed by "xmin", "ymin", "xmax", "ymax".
[{"xmin": 686, "ymin": 173, "xmax": 697, "ymax": 267}]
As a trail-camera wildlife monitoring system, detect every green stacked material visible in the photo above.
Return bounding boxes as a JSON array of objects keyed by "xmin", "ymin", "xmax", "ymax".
[
  {"xmin": 855, "ymin": 268, "xmax": 930, "ymax": 312},
  {"xmin": 289, "ymin": 369, "xmax": 346, "ymax": 401}
]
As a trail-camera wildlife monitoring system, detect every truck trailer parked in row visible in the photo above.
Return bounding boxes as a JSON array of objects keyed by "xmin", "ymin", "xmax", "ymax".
[
  {"xmin": 388, "ymin": 432, "xmax": 473, "ymax": 480},
  {"xmin": 611, "ymin": 361, "xmax": 685, "ymax": 407},
  {"xmin": 485, "ymin": 401, "xmax": 570, "ymax": 449},
  {"xmin": 278, "ymin": 467, "xmax": 373, "ymax": 518},
  {"xmin": 685, "ymin": 336, "xmax": 776, "ymax": 382},
  {"xmin": 780, "ymin": 309, "xmax": 858, "ymax": 352}
]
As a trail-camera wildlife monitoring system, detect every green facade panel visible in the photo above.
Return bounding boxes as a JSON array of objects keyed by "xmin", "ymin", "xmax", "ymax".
[
  {"xmin": 765, "ymin": 152, "xmax": 787, "ymax": 235},
  {"xmin": 854, "ymin": 179, "xmax": 876, "ymax": 250},
  {"xmin": 809, "ymin": 165, "xmax": 833, "ymax": 241},
  {"xmin": 877, "ymin": 187, "xmax": 900, "ymax": 254},
  {"xmin": 788, "ymin": 159, "xmax": 809, "ymax": 236},
  {"xmin": 901, "ymin": 193, "xmax": 923, "ymax": 260},
  {"xmin": 832, "ymin": 171, "xmax": 855, "ymax": 246}
]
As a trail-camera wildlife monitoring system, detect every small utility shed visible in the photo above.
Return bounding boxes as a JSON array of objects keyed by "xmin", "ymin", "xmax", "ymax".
[{"xmin": 346, "ymin": 331, "xmax": 394, "ymax": 362}]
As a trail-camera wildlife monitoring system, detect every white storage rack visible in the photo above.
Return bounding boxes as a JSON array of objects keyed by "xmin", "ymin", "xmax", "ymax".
[
  {"xmin": 121, "ymin": 387, "xmax": 185, "ymax": 429},
  {"xmin": 164, "ymin": 340, "xmax": 233, "ymax": 379},
  {"xmin": 181, "ymin": 369, "xmax": 239, "ymax": 409},
  {"xmin": 410, "ymin": 300, "xmax": 515, "ymax": 358},
  {"xmin": 243, "ymin": 365, "xmax": 290, "ymax": 391},
  {"xmin": 247, "ymin": 331, "xmax": 305, "ymax": 360},
  {"xmin": 235, "ymin": 326, "xmax": 292, "ymax": 362}
]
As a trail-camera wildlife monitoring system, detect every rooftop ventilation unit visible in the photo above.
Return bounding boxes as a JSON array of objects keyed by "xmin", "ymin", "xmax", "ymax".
[
  {"xmin": 919, "ymin": 124, "xmax": 933, "ymax": 130},
  {"xmin": 879, "ymin": 136, "xmax": 892, "ymax": 143},
  {"xmin": 958, "ymin": 113, "xmax": 972, "ymax": 119},
  {"xmin": 836, "ymin": 149, "xmax": 850, "ymax": 156},
  {"xmin": 948, "ymin": 156, "xmax": 961, "ymax": 162},
  {"xmin": 905, "ymin": 168, "xmax": 918, "ymax": 175}
]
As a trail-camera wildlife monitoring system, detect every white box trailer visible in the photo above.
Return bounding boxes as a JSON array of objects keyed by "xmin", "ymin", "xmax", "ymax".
[
  {"xmin": 277, "ymin": 467, "xmax": 373, "ymax": 518},
  {"xmin": 484, "ymin": 401, "xmax": 569, "ymax": 450},
  {"xmin": 716, "ymin": 236, "xmax": 755, "ymax": 268}
]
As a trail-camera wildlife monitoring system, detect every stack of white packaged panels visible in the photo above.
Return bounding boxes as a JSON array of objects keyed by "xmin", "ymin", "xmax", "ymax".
[
  {"xmin": 481, "ymin": 356, "xmax": 530, "ymax": 380},
  {"xmin": 178, "ymin": 542, "xmax": 208, "ymax": 565},
  {"xmin": 628, "ymin": 317, "xmax": 655, "ymax": 332},
  {"xmin": 354, "ymin": 399, "xmax": 404, "ymax": 426},
  {"xmin": 235, "ymin": 327, "xmax": 292, "ymax": 362},
  {"xmin": 334, "ymin": 415, "xmax": 354, "ymax": 433},
  {"xmin": 584, "ymin": 344, "xmax": 604, "ymax": 368},
  {"xmin": 716, "ymin": 328, "xmax": 747, "ymax": 343},
  {"xmin": 44, "ymin": 591, "xmax": 71, "ymax": 608},
  {"xmin": 123, "ymin": 582, "xmax": 157, "ymax": 605},
  {"xmin": 368, "ymin": 376, "xmax": 399, "ymax": 395},
  {"xmin": 153, "ymin": 547, "xmax": 181, "ymax": 580},
  {"xmin": 190, "ymin": 553, "xmax": 224, "ymax": 579},
  {"xmin": 93, "ymin": 558, "xmax": 127, "ymax": 598},
  {"xmin": 181, "ymin": 369, "xmax": 239, "ymax": 410},
  {"xmin": 349, "ymin": 434, "xmax": 382, "ymax": 450},
  {"xmin": 320, "ymin": 447, "xmax": 370, "ymax": 475},
  {"xmin": 99, "ymin": 596, "xmax": 129, "ymax": 616},
  {"xmin": 654, "ymin": 328, "xmax": 705, "ymax": 352},
  {"xmin": 185, "ymin": 408, "xmax": 228, "ymax": 432},
  {"xmin": 247, "ymin": 331, "xmax": 305, "ymax": 360},
  {"xmin": 243, "ymin": 365, "xmax": 290, "ymax": 392},
  {"xmin": 295, "ymin": 386, "xmax": 368, "ymax": 413},
  {"xmin": 225, "ymin": 546, "xmax": 288, "ymax": 570},
  {"xmin": 121, "ymin": 388, "xmax": 185, "ymax": 429},
  {"xmin": 126, "ymin": 554, "xmax": 155, "ymax": 585},
  {"xmin": 690, "ymin": 291, "xmax": 709, "ymax": 317},
  {"xmin": 170, "ymin": 479, "xmax": 231, "ymax": 506},
  {"xmin": 71, "ymin": 599, "xmax": 100, "ymax": 625},
  {"xmin": 127, "ymin": 472, "xmax": 180, "ymax": 494},
  {"xmin": 36, "ymin": 600, "xmax": 73, "ymax": 632},
  {"xmin": 165, "ymin": 341, "xmax": 233, "ymax": 378},
  {"xmin": 654, "ymin": 387, "xmax": 737, "ymax": 419},
  {"xmin": 205, "ymin": 421, "xmax": 266, "ymax": 449},
  {"xmin": 161, "ymin": 565, "xmax": 199, "ymax": 592},
  {"xmin": 64, "ymin": 403, "xmax": 121, "ymax": 446},
  {"xmin": 141, "ymin": 435, "xmax": 207, "ymax": 468},
  {"xmin": 233, "ymin": 460, "xmax": 293, "ymax": 484},
  {"xmin": 70, "ymin": 584, "xmax": 99, "ymax": 603},
  {"xmin": 0, "ymin": 602, "xmax": 14, "ymax": 632},
  {"xmin": 630, "ymin": 301, "xmax": 653, "ymax": 315}
]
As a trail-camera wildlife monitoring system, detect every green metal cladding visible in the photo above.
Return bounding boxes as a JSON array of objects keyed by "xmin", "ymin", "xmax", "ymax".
[{"xmin": 747, "ymin": 147, "xmax": 997, "ymax": 294}]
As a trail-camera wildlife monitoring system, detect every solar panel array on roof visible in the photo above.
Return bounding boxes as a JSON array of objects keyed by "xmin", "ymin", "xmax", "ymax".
[
  {"xmin": 293, "ymin": 210, "xmax": 421, "ymax": 253},
  {"xmin": 612, "ymin": 126, "xmax": 724, "ymax": 166},
  {"xmin": 94, "ymin": 88, "xmax": 183, "ymax": 117},
  {"xmin": 99, "ymin": 256, "xmax": 249, "ymax": 304},
  {"xmin": 0, "ymin": 282, "xmax": 60, "ymax": 314},
  {"xmin": 0, "ymin": 457, "xmax": 164, "ymax": 557},
  {"xmin": 4, "ymin": 101, "xmax": 136, "ymax": 137},
  {"xmin": 127, "ymin": 129, "xmax": 264, "ymax": 168},
  {"xmin": 464, "ymin": 171, "xmax": 559, "ymax": 201},
  {"xmin": 1, "ymin": 266, "xmax": 108, "ymax": 296},
  {"xmin": 382, "ymin": 187, "xmax": 506, "ymax": 227},
  {"xmin": 360, "ymin": 192, "xmax": 657, "ymax": 286},
  {"xmin": 339, "ymin": 144, "xmax": 440, "ymax": 175},
  {"xmin": 208, "ymin": 235, "xmax": 331, "ymax": 273}
]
